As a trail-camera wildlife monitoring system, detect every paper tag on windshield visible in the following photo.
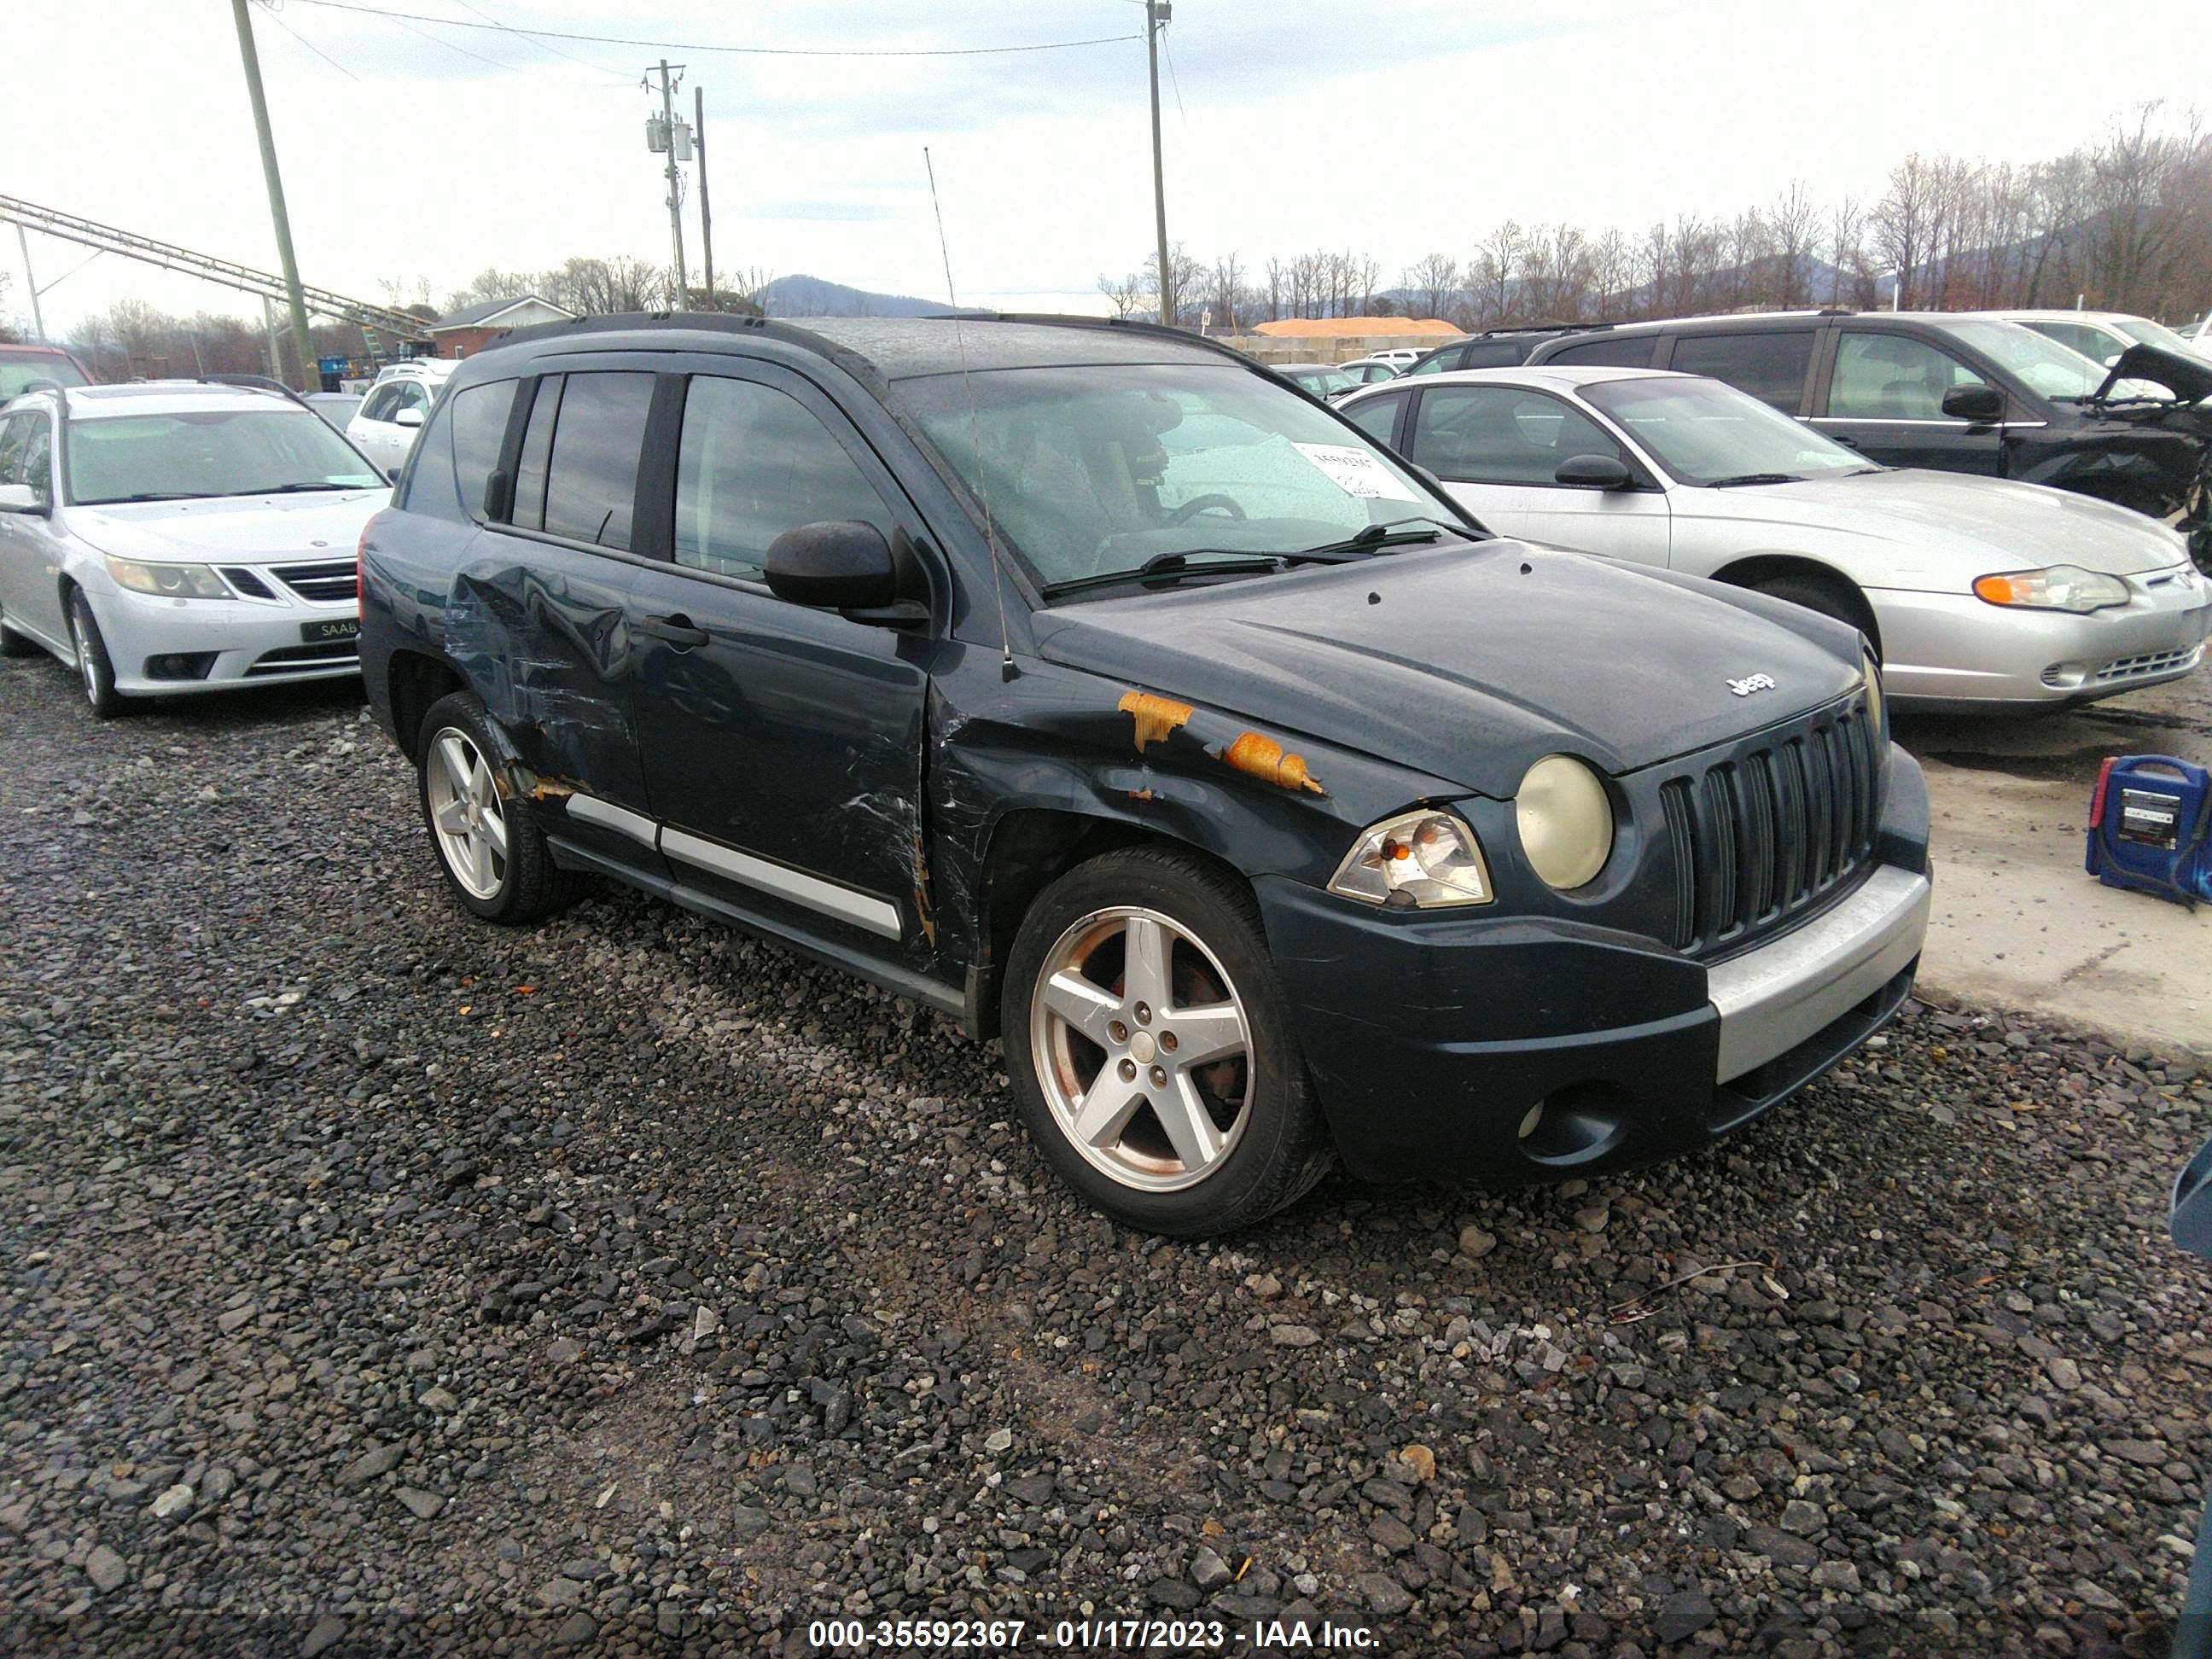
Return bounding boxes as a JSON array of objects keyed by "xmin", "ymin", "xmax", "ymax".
[{"xmin": 1292, "ymin": 442, "xmax": 1419, "ymax": 502}]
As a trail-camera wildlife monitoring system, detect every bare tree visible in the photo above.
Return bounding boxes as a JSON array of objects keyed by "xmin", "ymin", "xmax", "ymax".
[
  {"xmin": 1768, "ymin": 183, "xmax": 1820, "ymax": 307},
  {"xmin": 1405, "ymin": 253, "xmax": 1458, "ymax": 321},
  {"xmin": 1207, "ymin": 252, "xmax": 1247, "ymax": 334},
  {"xmin": 1873, "ymin": 154, "xmax": 1939, "ymax": 308}
]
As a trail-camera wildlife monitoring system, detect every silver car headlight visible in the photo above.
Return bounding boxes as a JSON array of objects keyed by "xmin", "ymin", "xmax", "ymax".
[
  {"xmin": 1972, "ymin": 565, "xmax": 2129, "ymax": 614},
  {"xmin": 1516, "ymin": 754, "xmax": 1614, "ymax": 891},
  {"xmin": 105, "ymin": 557, "xmax": 234, "ymax": 601},
  {"xmin": 1329, "ymin": 808, "xmax": 1493, "ymax": 908}
]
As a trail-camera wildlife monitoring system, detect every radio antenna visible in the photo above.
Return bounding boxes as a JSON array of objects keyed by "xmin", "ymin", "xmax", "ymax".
[{"xmin": 924, "ymin": 145, "xmax": 1017, "ymax": 681}]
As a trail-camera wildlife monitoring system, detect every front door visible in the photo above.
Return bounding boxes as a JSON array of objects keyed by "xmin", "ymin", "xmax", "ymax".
[
  {"xmin": 1813, "ymin": 329, "xmax": 2007, "ymax": 474},
  {"xmin": 626, "ymin": 364, "xmax": 933, "ymax": 953},
  {"xmin": 1406, "ymin": 383, "xmax": 1671, "ymax": 565}
]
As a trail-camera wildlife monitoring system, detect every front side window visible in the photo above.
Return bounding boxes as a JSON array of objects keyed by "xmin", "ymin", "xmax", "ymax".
[
  {"xmin": 902, "ymin": 363, "xmax": 1452, "ymax": 593},
  {"xmin": 1410, "ymin": 385, "xmax": 1621, "ymax": 484},
  {"xmin": 2023, "ymin": 320, "xmax": 2116, "ymax": 364},
  {"xmin": 1827, "ymin": 333, "xmax": 1988, "ymax": 421},
  {"xmin": 0, "ymin": 414, "xmax": 32, "ymax": 489},
  {"xmin": 1585, "ymin": 375, "xmax": 1869, "ymax": 486},
  {"xmin": 540, "ymin": 371, "xmax": 655, "ymax": 550},
  {"xmin": 1459, "ymin": 341, "xmax": 1527, "ymax": 370},
  {"xmin": 1404, "ymin": 346, "xmax": 1464, "ymax": 376},
  {"xmin": 65, "ymin": 408, "xmax": 383, "ymax": 504},
  {"xmin": 673, "ymin": 376, "xmax": 895, "ymax": 582},
  {"xmin": 1667, "ymin": 330, "xmax": 1815, "ymax": 412},
  {"xmin": 18, "ymin": 418, "xmax": 52, "ymax": 499},
  {"xmin": 359, "ymin": 383, "xmax": 405, "ymax": 423}
]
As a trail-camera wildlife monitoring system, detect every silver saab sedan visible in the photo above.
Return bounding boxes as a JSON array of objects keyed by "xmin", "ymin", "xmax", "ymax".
[{"xmin": 1340, "ymin": 365, "xmax": 2211, "ymax": 708}]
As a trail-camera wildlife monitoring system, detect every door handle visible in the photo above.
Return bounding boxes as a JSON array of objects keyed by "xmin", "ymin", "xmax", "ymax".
[{"xmin": 640, "ymin": 613, "xmax": 710, "ymax": 648}]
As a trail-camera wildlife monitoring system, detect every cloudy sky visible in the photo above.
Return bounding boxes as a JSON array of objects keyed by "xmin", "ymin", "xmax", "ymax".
[{"xmin": 5, "ymin": 0, "xmax": 2206, "ymax": 333}]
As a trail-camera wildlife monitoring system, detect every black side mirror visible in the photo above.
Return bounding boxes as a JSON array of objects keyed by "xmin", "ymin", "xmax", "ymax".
[
  {"xmin": 765, "ymin": 521, "xmax": 923, "ymax": 625},
  {"xmin": 1555, "ymin": 452, "xmax": 1634, "ymax": 490},
  {"xmin": 1941, "ymin": 383, "xmax": 2003, "ymax": 422}
]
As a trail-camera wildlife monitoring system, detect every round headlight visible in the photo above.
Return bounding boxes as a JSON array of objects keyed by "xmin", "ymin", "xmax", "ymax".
[{"xmin": 1516, "ymin": 754, "xmax": 1614, "ymax": 891}]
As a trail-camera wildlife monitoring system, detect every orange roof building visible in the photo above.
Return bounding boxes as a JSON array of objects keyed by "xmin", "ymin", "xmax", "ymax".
[{"xmin": 1252, "ymin": 317, "xmax": 1458, "ymax": 337}]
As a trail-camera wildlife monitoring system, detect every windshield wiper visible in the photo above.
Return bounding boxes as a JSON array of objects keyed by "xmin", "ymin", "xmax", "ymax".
[
  {"xmin": 1705, "ymin": 473, "xmax": 1804, "ymax": 488},
  {"xmin": 1297, "ymin": 523, "xmax": 1450, "ymax": 558},
  {"xmin": 225, "ymin": 481, "xmax": 371, "ymax": 496},
  {"xmin": 1042, "ymin": 551, "xmax": 1290, "ymax": 599},
  {"xmin": 83, "ymin": 491, "xmax": 201, "ymax": 504}
]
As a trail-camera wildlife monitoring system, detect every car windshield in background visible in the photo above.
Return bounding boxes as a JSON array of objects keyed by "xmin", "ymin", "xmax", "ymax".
[
  {"xmin": 2116, "ymin": 317, "xmax": 2202, "ymax": 356},
  {"xmin": 902, "ymin": 364, "xmax": 1454, "ymax": 594},
  {"xmin": 1925, "ymin": 318, "xmax": 2112, "ymax": 399},
  {"xmin": 0, "ymin": 357, "xmax": 90, "ymax": 399},
  {"xmin": 66, "ymin": 409, "xmax": 384, "ymax": 505},
  {"xmin": 1582, "ymin": 375, "xmax": 1871, "ymax": 486}
]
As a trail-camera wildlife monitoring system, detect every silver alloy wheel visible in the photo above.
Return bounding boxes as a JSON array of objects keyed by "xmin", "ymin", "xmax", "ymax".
[
  {"xmin": 1029, "ymin": 905, "xmax": 1254, "ymax": 1192},
  {"xmin": 425, "ymin": 726, "xmax": 509, "ymax": 900},
  {"xmin": 69, "ymin": 607, "xmax": 97, "ymax": 705}
]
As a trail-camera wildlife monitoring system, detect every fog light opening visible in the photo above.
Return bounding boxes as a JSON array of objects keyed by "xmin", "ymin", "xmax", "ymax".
[
  {"xmin": 1518, "ymin": 1081, "xmax": 1632, "ymax": 1167},
  {"xmin": 144, "ymin": 652, "xmax": 217, "ymax": 682},
  {"xmin": 2040, "ymin": 661, "xmax": 2088, "ymax": 691}
]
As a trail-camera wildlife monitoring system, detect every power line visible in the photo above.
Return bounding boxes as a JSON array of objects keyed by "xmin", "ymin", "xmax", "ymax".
[
  {"xmin": 442, "ymin": 0, "xmax": 632, "ymax": 81},
  {"xmin": 256, "ymin": 5, "xmax": 364, "ymax": 79},
  {"xmin": 284, "ymin": 0, "xmax": 1143, "ymax": 57},
  {"xmin": 375, "ymin": 9, "xmax": 518, "ymax": 69}
]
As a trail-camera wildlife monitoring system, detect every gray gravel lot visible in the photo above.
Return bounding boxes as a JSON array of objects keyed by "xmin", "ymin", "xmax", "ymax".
[{"xmin": 4, "ymin": 651, "xmax": 2212, "ymax": 1658}]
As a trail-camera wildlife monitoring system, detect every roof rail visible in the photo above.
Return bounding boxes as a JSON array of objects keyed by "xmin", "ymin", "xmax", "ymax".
[{"xmin": 201, "ymin": 373, "xmax": 315, "ymax": 410}]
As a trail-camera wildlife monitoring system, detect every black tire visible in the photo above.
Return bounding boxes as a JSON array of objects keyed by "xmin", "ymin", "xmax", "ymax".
[
  {"xmin": 1001, "ymin": 846, "xmax": 1334, "ymax": 1237},
  {"xmin": 415, "ymin": 691, "xmax": 578, "ymax": 923},
  {"xmin": 1749, "ymin": 571, "xmax": 1881, "ymax": 661},
  {"xmin": 66, "ymin": 590, "xmax": 128, "ymax": 719},
  {"xmin": 0, "ymin": 601, "xmax": 36, "ymax": 657}
]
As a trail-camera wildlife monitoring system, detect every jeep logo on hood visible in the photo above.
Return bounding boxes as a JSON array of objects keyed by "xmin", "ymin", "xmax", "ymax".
[{"xmin": 1727, "ymin": 673, "xmax": 1777, "ymax": 697}]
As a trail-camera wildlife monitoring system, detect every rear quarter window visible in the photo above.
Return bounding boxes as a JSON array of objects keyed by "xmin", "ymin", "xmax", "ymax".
[
  {"xmin": 1540, "ymin": 335, "xmax": 1657, "ymax": 369},
  {"xmin": 395, "ymin": 378, "xmax": 515, "ymax": 523}
]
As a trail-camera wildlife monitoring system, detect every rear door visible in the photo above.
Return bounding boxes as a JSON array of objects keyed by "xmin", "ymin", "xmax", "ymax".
[
  {"xmin": 1812, "ymin": 326, "xmax": 2007, "ymax": 474},
  {"xmin": 1662, "ymin": 329, "xmax": 1817, "ymax": 415},
  {"xmin": 1405, "ymin": 382, "xmax": 1669, "ymax": 562},
  {"xmin": 445, "ymin": 366, "xmax": 666, "ymax": 871},
  {"xmin": 0, "ymin": 410, "xmax": 69, "ymax": 643},
  {"xmin": 624, "ymin": 361, "xmax": 934, "ymax": 956}
]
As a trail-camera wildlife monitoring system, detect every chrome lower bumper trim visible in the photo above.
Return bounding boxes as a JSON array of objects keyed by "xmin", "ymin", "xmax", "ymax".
[{"xmin": 1707, "ymin": 865, "xmax": 1930, "ymax": 1083}]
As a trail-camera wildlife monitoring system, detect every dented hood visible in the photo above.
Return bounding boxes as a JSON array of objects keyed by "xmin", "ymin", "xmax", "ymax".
[
  {"xmin": 1029, "ymin": 540, "xmax": 1861, "ymax": 796},
  {"xmin": 2092, "ymin": 341, "xmax": 2212, "ymax": 407}
]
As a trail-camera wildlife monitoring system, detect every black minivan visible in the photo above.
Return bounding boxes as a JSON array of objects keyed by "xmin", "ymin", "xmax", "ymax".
[
  {"xmin": 358, "ymin": 312, "xmax": 1929, "ymax": 1236},
  {"xmin": 1526, "ymin": 311, "xmax": 2208, "ymax": 530}
]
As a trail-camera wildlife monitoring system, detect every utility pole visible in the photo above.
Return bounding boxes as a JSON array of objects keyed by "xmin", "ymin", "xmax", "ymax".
[
  {"xmin": 15, "ymin": 225, "xmax": 44, "ymax": 342},
  {"xmin": 1145, "ymin": 0, "xmax": 1174, "ymax": 329},
  {"xmin": 230, "ymin": 0, "xmax": 317, "ymax": 387},
  {"xmin": 649, "ymin": 61, "xmax": 688, "ymax": 309},
  {"xmin": 695, "ymin": 85, "xmax": 716, "ymax": 311}
]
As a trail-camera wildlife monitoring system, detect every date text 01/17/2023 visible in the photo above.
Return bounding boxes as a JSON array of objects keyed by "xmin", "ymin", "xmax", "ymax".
[{"xmin": 803, "ymin": 1616, "xmax": 1383, "ymax": 1650}]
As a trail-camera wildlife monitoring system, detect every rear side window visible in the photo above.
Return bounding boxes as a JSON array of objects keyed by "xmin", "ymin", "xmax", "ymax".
[
  {"xmin": 1459, "ymin": 341, "xmax": 1527, "ymax": 369},
  {"xmin": 542, "ymin": 371, "xmax": 655, "ymax": 550},
  {"xmin": 1666, "ymin": 331, "xmax": 1814, "ymax": 412},
  {"xmin": 1404, "ymin": 346, "xmax": 1462, "ymax": 376},
  {"xmin": 510, "ymin": 375, "xmax": 562, "ymax": 531},
  {"xmin": 1542, "ymin": 335, "xmax": 1656, "ymax": 369},
  {"xmin": 673, "ymin": 375, "xmax": 894, "ymax": 583}
]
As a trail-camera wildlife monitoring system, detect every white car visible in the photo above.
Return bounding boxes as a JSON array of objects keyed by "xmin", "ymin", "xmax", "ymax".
[
  {"xmin": 344, "ymin": 359, "xmax": 455, "ymax": 480},
  {"xmin": 1366, "ymin": 348, "xmax": 1425, "ymax": 365},
  {"xmin": 1336, "ymin": 357, "xmax": 1404, "ymax": 386},
  {"xmin": 1989, "ymin": 309, "xmax": 2204, "ymax": 372},
  {"xmin": 0, "ymin": 381, "xmax": 387, "ymax": 716},
  {"xmin": 1339, "ymin": 364, "xmax": 2211, "ymax": 707}
]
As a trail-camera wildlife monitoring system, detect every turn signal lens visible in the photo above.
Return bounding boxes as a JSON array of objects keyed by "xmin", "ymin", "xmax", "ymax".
[
  {"xmin": 103, "ymin": 557, "xmax": 233, "ymax": 600},
  {"xmin": 1329, "ymin": 809, "xmax": 1493, "ymax": 908},
  {"xmin": 1972, "ymin": 566, "xmax": 2130, "ymax": 614},
  {"xmin": 1516, "ymin": 754, "xmax": 1615, "ymax": 891}
]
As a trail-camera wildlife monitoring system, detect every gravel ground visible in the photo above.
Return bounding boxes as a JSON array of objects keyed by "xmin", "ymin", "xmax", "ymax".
[{"xmin": 4, "ymin": 652, "xmax": 2212, "ymax": 1658}]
